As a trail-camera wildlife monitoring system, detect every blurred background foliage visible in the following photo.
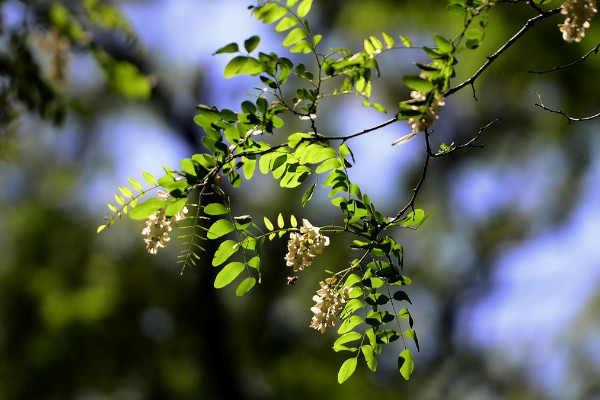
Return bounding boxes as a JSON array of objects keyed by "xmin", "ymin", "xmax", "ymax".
[{"xmin": 1, "ymin": 0, "xmax": 600, "ymax": 399}]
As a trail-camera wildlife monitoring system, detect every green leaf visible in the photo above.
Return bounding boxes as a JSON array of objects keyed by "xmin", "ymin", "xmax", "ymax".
[
  {"xmin": 276, "ymin": 16, "xmax": 299, "ymax": 32},
  {"xmin": 372, "ymin": 103, "xmax": 387, "ymax": 113},
  {"xmin": 399, "ymin": 35, "xmax": 412, "ymax": 47},
  {"xmin": 446, "ymin": 3, "xmax": 464, "ymax": 15},
  {"xmin": 344, "ymin": 273, "xmax": 362, "ymax": 287},
  {"xmin": 301, "ymin": 182, "xmax": 316, "ymax": 207},
  {"xmin": 207, "ymin": 219, "xmax": 235, "ymax": 239},
  {"xmin": 382, "ymin": 32, "xmax": 395, "ymax": 48},
  {"xmin": 337, "ymin": 316, "xmax": 364, "ymax": 334},
  {"xmin": 118, "ymin": 186, "xmax": 133, "ymax": 198},
  {"xmin": 259, "ymin": 4, "xmax": 287, "ymax": 23},
  {"xmin": 398, "ymin": 308, "xmax": 414, "ymax": 328},
  {"xmin": 316, "ymin": 158, "xmax": 341, "ymax": 174},
  {"xmin": 234, "ymin": 215, "xmax": 252, "ymax": 229},
  {"xmin": 224, "ymin": 56, "xmax": 264, "ymax": 78},
  {"xmin": 204, "ymin": 203, "xmax": 229, "ymax": 215},
  {"xmin": 404, "ymin": 329, "xmax": 420, "ymax": 351},
  {"xmin": 214, "ymin": 42, "xmax": 239, "ymax": 54},
  {"xmin": 247, "ymin": 256, "xmax": 261, "ymax": 271},
  {"xmin": 180, "ymin": 158, "xmax": 197, "ymax": 176},
  {"xmin": 282, "ymin": 27, "xmax": 307, "ymax": 47},
  {"xmin": 214, "ymin": 261, "xmax": 245, "ymax": 288},
  {"xmin": 165, "ymin": 197, "xmax": 188, "ymax": 218},
  {"xmin": 398, "ymin": 349, "xmax": 414, "ymax": 380},
  {"xmin": 338, "ymin": 358, "xmax": 357, "ymax": 384},
  {"xmin": 287, "ymin": 132, "xmax": 312, "ymax": 148},
  {"xmin": 290, "ymin": 215, "xmax": 297, "ymax": 227},
  {"xmin": 361, "ymin": 345, "xmax": 378, "ymax": 371},
  {"xmin": 244, "ymin": 35, "xmax": 261, "ymax": 53},
  {"xmin": 289, "ymin": 40, "xmax": 313, "ymax": 54},
  {"xmin": 242, "ymin": 156, "xmax": 257, "ymax": 180},
  {"xmin": 334, "ymin": 331, "xmax": 362, "ymax": 348},
  {"xmin": 341, "ymin": 298, "xmax": 365, "ymax": 318},
  {"xmin": 402, "ymin": 74, "xmax": 433, "ymax": 92},
  {"xmin": 376, "ymin": 329, "xmax": 400, "ymax": 344},
  {"xmin": 433, "ymin": 34, "xmax": 453, "ymax": 53},
  {"xmin": 264, "ymin": 216, "xmax": 274, "ymax": 231},
  {"xmin": 297, "ymin": 0, "xmax": 313, "ymax": 17},
  {"xmin": 212, "ymin": 240, "xmax": 239, "ymax": 266},
  {"xmin": 127, "ymin": 178, "xmax": 143, "ymax": 192},
  {"xmin": 277, "ymin": 213, "xmax": 284, "ymax": 228},
  {"xmin": 393, "ymin": 290, "xmax": 412, "ymax": 304},
  {"xmin": 390, "ymin": 276, "xmax": 412, "ymax": 286},
  {"xmin": 236, "ymin": 277, "xmax": 256, "ymax": 296},
  {"xmin": 338, "ymin": 143, "xmax": 352, "ymax": 159},
  {"xmin": 129, "ymin": 198, "xmax": 165, "ymax": 220}
]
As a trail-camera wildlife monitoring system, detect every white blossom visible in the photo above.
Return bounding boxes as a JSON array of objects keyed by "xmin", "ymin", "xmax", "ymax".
[
  {"xmin": 142, "ymin": 209, "xmax": 172, "ymax": 254},
  {"xmin": 142, "ymin": 191, "xmax": 188, "ymax": 254},
  {"xmin": 284, "ymin": 219, "xmax": 330, "ymax": 271},
  {"xmin": 309, "ymin": 278, "xmax": 351, "ymax": 334},
  {"xmin": 407, "ymin": 91, "xmax": 445, "ymax": 133},
  {"xmin": 559, "ymin": 0, "xmax": 597, "ymax": 42}
]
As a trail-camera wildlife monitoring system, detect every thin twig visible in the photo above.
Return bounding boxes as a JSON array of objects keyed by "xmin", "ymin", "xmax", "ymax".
[
  {"xmin": 533, "ymin": 92, "xmax": 600, "ymax": 123},
  {"xmin": 528, "ymin": 41, "xmax": 600, "ymax": 74},
  {"xmin": 433, "ymin": 118, "xmax": 499, "ymax": 157},
  {"xmin": 445, "ymin": 7, "xmax": 561, "ymax": 98}
]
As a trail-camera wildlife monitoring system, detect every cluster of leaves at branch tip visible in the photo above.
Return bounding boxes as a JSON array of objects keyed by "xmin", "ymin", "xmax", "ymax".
[{"xmin": 99, "ymin": 0, "xmax": 594, "ymax": 384}]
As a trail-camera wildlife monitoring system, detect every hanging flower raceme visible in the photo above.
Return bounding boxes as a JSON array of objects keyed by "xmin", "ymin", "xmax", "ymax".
[
  {"xmin": 309, "ymin": 278, "xmax": 351, "ymax": 334},
  {"xmin": 559, "ymin": 0, "xmax": 598, "ymax": 42},
  {"xmin": 142, "ymin": 190, "xmax": 188, "ymax": 254},
  {"xmin": 284, "ymin": 219, "xmax": 330, "ymax": 271},
  {"xmin": 407, "ymin": 90, "xmax": 445, "ymax": 133}
]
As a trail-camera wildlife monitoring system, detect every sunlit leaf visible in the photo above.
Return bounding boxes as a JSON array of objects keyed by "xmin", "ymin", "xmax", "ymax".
[
  {"xmin": 207, "ymin": 219, "xmax": 235, "ymax": 239},
  {"xmin": 361, "ymin": 345, "xmax": 378, "ymax": 371},
  {"xmin": 402, "ymin": 74, "xmax": 433, "ymax": 92},
  {"xmin": 282, "ymin": 27, "xmax": 307, "ymax": 47},
  {"xmin": 337, "ymin": 358, "xmax": 357, "ymax": 384},
  {"xmin": 297, "ymin": 0, "xmax": 313, "ymax": 17},
  {"xmin": 276, "ymin": 16, "xmax": 299, "ymax": 32},
  {"xmin": 142, "ymin": 171, "xmax": 157, "ymax": 186},
  {"xmin": 398, "ymin": 349, "xmax": 414, "ymax": 380},
  {"xmin": 301, "ymin": 182, "xmax": 316, "ymax": 207},
  {"xmin": 337, "ymin": 316, "xmax": 364, "ymax": 334},
  {"xmin": 214, "ymin": 42, "xmax": 239, "ymax": 54},
  {"xmin": 212, "ymin": 240, "xmax": 239, "ymax": 266},
  {"xmin": 264, "ymin": 216, "xmax": 274, "ymax": 231},
  {"xmin": 129, "ymin": 198, "xmax": 165, "ymax": 220},
  {"xmin": 214, "ymin": 261, "xmax": 245, "ymax": 288},
  {"xmin": 236, "ymin": 277, "xmax": 256, "ymax": 296},
  {"xmin": 204, "ymin": 203, "xmax": 229, "ymax": 215}
]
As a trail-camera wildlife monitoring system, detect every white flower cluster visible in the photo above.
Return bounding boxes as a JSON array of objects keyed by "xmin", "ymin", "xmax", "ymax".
[
  {"xmin": 142, "ymin": 190, "xmax": 188, "ymax": 254},
  {"xmin": 559, "ymin": 0, "xmax": 598, "ymax": 42},
  {"xmin": 284, "ymin": 219, "xmax": 330, "ymax": 271},
  {"xmin": 408, "ymin": 91, "xmax": 445, "ymax": 133},
  {"xmin": 309, "ymin": 278, "xmax": 351, "ymax": 333}
]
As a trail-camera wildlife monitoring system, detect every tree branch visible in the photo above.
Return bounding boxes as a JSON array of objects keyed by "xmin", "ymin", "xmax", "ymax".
[
  {"xmin": 533, "ymin": 92, "xmax": 600, "ymax": 123},
  {"xmin": 445, "ymin": 7, "xmax": 561, "ymax": 98},
  {"xmin": 528, "ymin": 40, "xmax": 600, "ymax": 74}
]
